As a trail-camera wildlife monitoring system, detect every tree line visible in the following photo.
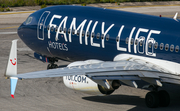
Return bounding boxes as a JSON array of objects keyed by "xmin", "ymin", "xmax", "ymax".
[{"xmin": 0, "ymin": 0, "xmax": 178, "ymax": 7}]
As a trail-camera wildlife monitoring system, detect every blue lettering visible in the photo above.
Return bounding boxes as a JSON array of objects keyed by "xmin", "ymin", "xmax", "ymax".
[
  {"xmin": 66, "ymin": 75, "xmax": 86, "ymax": 83},
  {"xmin": 77, "ymin": 76, "xmax": 81, "ymax": 82},
  {"xmin": 74, "ymin": 75, "xmax": 77, "ymax": 82},
  {"xmin": 82, "ymin": 76, "xmax": 86, "ymax": 83}
]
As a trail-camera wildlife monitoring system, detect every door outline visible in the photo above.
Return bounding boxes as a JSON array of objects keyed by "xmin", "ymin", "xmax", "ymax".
[
  {"xmin": 37, "ymin": 11, "xmax": 50, "ymax": 40},
  {"xmin": 147, "ymin": 38, "xmax": 156, "ymax": 56},
  {"xmin": 137, "ymin": 36, "xmax": 145, "ymax": 54}
]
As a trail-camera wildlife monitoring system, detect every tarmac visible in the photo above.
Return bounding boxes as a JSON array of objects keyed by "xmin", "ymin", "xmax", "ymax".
[{"xmin": 0, "ymin": 1, "xmax": 180, "ymax": 111}]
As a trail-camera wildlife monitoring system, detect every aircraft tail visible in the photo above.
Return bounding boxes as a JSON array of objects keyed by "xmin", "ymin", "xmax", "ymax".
[{"xmin": 5, "ymin": 39, "xmax": 18, "ymax": 98}]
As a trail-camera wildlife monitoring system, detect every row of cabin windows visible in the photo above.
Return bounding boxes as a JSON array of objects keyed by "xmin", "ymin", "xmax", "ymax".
[
  {"xmin": 125, "ymin": 37, "xmax": 179, "ymax": 53},
  {"xmin": 47, "ymin": 26, "xmax": 179, "ymax": 53},
  {"xmin": 47, "ymin": 26, "xmax": 110, "ymax": 41}
]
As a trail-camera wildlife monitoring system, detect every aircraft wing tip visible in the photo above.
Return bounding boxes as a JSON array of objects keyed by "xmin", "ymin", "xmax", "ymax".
[{"xmin": 11, "ymin": 94, "xmax": 14, "ymax": 99}]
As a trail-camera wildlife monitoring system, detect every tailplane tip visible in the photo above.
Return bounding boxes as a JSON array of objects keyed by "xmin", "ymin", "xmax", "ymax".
[{"xmin": 11, "ymin": 94, "xmax": 14, "ymax": 98}]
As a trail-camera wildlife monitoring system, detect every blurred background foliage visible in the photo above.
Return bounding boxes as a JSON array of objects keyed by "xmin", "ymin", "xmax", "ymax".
[{"xmin": 0, "ymin": 0, "xmax": 178, "ymax": 7}]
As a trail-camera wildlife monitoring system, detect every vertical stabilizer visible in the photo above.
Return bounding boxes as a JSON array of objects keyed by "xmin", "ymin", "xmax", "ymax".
[{"xmin": 5, "ymin": 39, "xmax": 18, "ymax": 77}]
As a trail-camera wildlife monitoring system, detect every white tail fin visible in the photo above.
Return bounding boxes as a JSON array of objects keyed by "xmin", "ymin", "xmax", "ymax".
[{"xmin": 5, "ymin": 39, "xmax": 18, "ymax": 77}]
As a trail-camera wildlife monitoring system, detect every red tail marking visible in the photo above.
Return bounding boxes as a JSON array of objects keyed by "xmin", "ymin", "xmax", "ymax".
[
  {"xmin": 10, "ymin": 58, "xmax": 16, "ymax": 66},
  {"xmin": 11, "ymin": 94, "xmax": 14, "ymax": 98}
]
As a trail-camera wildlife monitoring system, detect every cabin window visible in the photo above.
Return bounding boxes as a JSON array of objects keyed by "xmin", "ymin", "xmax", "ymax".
[
  {"xmin": 101, "ymin": 34, "xmax": 104, "ymax": 40},
  {"xmin": 96, "ymin": 33, "xmax": 100, "ymax": 39},
  {"xmin": 160, "ymin": 43, "xmax": 164, "ymax": 50},
  {"xmin": 63, "ymin": 28, "xmax": 67, "ymax": 33},
  {"xmin": 148, "ymin": 42, "xmax": 152, "ymax": 48},
  {"xmin": 47, "ymin": 25, "xmax": 50, "ymax": 30},
  {"xmin": 77, "ymin": 30, "xmax": 80, "ymax": 36},
  {"xmin": 170, "ymin": 45, "xmax": 174, "ymax": 52},
  {"xmin": 154, "ymin": 42, "xmax": 158, "ymax": 49},
  {"xmin": 51, "ymin": 26, "xmax": 54, "ymax": 32},
  {"xmin": 116, "ymin": 36, "xmax": 119, "ymax": 42},
  {"xmin": 87, "ymin": 31, "xmax": 90, "ymax": 37},
  {"xmin": 126, "ymin": 37, "xmax": 128, "ymax": 44},
  {"xmin": 135, "ymin": 39, "xmax": 138, "ymax": 45},
  {"xmin": 59, "ymin": 27, "xmax": 62, "ymax": 32},
  {"xmin": 55, "ymin": 27, "xmax": 58, "ymax": 32},
  {"xmin": 82, "ymin": 30, "xmax": 85, "ymax": 37},
  {"xmin": 165, "ymin": 44, "xmax": 169, "ymax": 51},
  {"xmin": 68, "ymin": 28, "xmax": 71, "ymax": 34},
  {"xmin": 106, "ymin": 34, "xmax": 109, "ymax": 41},
  {"xmin": 139, "ymin": 40, "xmax": 143, "ymax": 46},
  {"xmin": 72, "ymin": 29, "xmax": 75, "ymax": 35},
  {"xmin": 175, "ymin": 45, "xmax": 179, "ymax": 52},
  {"xmin": 91, "ymin": 32, "xmax": 95, "ymax": 38},
  {"xmin": 131, "ymin": 38, "xmax": 134, "ymax": 45}
]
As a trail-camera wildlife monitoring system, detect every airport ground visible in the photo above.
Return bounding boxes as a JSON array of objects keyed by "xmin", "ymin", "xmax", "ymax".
[{"xmin": 0, "ymin": 2, "xmax": 180, "ymax": 111}]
